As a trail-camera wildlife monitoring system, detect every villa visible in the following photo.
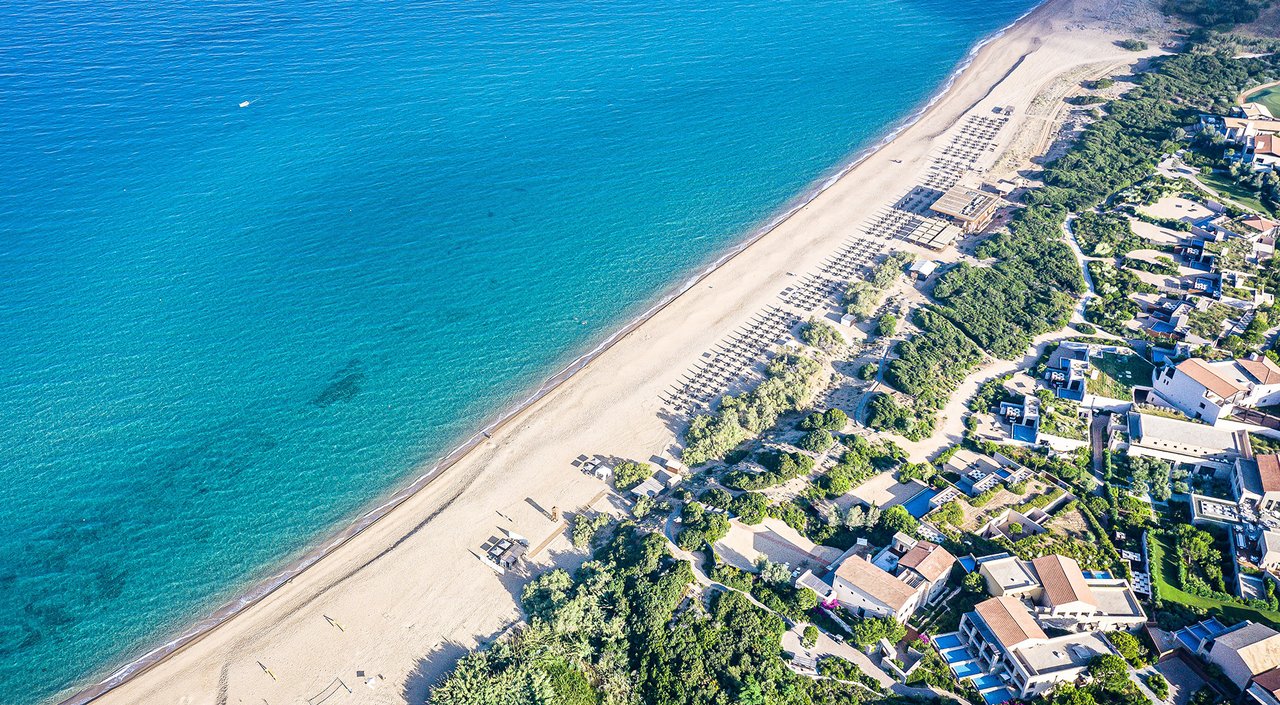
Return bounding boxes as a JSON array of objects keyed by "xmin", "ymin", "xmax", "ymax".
[
  {"xmin": 1153, "ymin": 356, "xmax": 1280, "ymax": 425},
  {"xmin": 974, "ymin": 553, "xmax": 1146, "ymax": 632},
  {"xmin": 796, "ymin": 533, "xmax": 955, "ymax": 622},
  {"xmin": 1044, "ymin": 345, "xmax": 1088, "ymax": 402},
  {"xmin": 931, "ymin": 553, "xmax": 1145, "ymax": 700},
  {"xmin": 939, "ymin": 596, "xmax": 1115, "ymax": 700}
]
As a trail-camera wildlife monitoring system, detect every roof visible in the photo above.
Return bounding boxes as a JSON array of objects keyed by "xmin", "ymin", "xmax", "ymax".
[
  {"xmin": 898, "ymin": 541, "xmax": 956, "ymax": 584},
  {"xmin": 974, "ymin": 596, "xmax": 1047, "ymax": 649},
  {"xmin": 1031, "ymin": 555, "xmax": 1097, "ymax": 609},
  {"xmin": 834, "ymin": 555, "xmax": 918, "ymax": 611},
  {"xmin": 1253, "ymin": 667, "xmax": 1280, "ymax": 695},
  {"xmin": 1130, "ymin": 413, "xmax": 1241, "ymax": 454},
  {"xmin": 1178, "ymin": 358, "xmax": 1247, "ymax": 399},
  {"xmin": 1242, "ymin": 215, "xmax": 1279, "ymax": 233},
  {"xmin": 1211, "ymin": 622, "xmax": 1280, "ymax": 676},
  {"xmin": 1241, "ymin": 356, "xmax": 1280, "ymax": 385},
  {"xmin": 1265, "ymin": 530, "xmax": 1280, "ymax": 557},
  {"xmin": 930, "ymin": 186, "xmax": 1000, "ymax": 222},
  {"xmin": 1261, "ymin": 456, "xmax": 1280, "ymax": 494},
  {"xmin": 1257, "ymin": 136, "xmax": 1280, "ymax": 157}
]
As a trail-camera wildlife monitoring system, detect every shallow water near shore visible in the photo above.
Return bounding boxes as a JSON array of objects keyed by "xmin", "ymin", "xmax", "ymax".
[{"xmin": 0, "ymin": 0, "xmax": 1037, "ymax": 701}]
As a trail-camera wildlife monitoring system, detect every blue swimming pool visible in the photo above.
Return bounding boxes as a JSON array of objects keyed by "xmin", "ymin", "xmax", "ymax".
[
  {"xmin": 903, "ymin": 488, "xmax": 940, "ymax": 518},
  {"xmin": 942, "ymin": 647, "xmax": 973, "ymax": 664},
  {"xmin": 982, "ymin": 688, "xmax": 1015, "ymax": 704},
  {"xmin": 1084, "ymin": 571, "xmax": 1113, "ymax": 580},
  {"xmin": 972, "ymin": 675, "xmax": 1003, "ymax": 690},
  {"xmin": 934, "ymin": 633, "xmax": 964, "ymax": 650},
  {"xmin": 958, "ymin": 556, "xmax": 976, "ymax": 573},
  {"xmin": 952, "ymin": 661, "xmax": 981, "ymax": 679}
]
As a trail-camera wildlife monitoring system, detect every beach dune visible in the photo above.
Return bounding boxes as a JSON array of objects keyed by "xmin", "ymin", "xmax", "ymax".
[{"xmin": 65, "ymin": 1, "xmax": 1165, "ymax": 703}]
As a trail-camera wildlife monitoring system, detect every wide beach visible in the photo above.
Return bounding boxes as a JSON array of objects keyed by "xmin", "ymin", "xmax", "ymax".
[{"xmin": 63, "ymin": 0, "xmax": 1165, "ymax": 702}]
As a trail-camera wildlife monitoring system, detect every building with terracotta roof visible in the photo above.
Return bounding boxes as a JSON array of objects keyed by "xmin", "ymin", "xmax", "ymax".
[
  {"xmin": 795, "ymin": 533, "xmax": 955, "ymax": 622},
  {"xmin": 1248, "ymin": 666, "xmax": 1280, "ymax": 705},
  {"xmin": 1154, "ymin": 356, "xmax": 1280, "ymax": 425},
  {"xmin": 954, "ymin": 596, "xmax": 1115, "ymax": 698},
  {"xmin": 975, "ymin": 553, "xmax": 1145, "ymax": 632},
  {"xmin": 1204, "ymin": 622, "xmax": 1280, "ymax": 690},
  {"xmin": 829, "ymin": 555, "xmax": 922, "ymax": 621},
  {"xmin": 1233, "ymin": 454, "xmax": 1280, "ymax": 516}
]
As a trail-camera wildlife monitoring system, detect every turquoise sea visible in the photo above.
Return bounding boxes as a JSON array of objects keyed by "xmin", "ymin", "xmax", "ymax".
[{"xmin": 0, "ymin": 0, "xmax": 1038, "ymax": 701}]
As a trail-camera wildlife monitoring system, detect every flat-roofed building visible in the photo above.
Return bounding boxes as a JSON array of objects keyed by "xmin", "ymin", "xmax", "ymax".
[
  {"xmin": 978, "ymin": 553, "xmax": 1041, "ymax": 597},
  {"xmin": 1126, "ymin": 412, "xmax": 1249, "ymax": 471},
  {"xmin": 929, "ymin": 185, "xmax": 1001, "ymax": 233}
]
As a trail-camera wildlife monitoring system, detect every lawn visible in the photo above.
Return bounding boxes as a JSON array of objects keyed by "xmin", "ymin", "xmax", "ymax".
[
  {"xmin": 1149, "ymin": 533, "xmax": 1280, "ymax": 629},
  {"xmin": 1200, "ymin": 170, "xmax": 1274, "ymax": 215},
  {"xmin": 1247, "ymin": 86, "xmax": 1280, "ymax": 118},
  {"xmin": 1086, "ymin": 351, "xmax": 1153, "ymax": 400}
]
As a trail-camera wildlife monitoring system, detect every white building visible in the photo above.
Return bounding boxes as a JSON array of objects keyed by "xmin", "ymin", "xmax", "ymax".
[
  {"xmin": 1126, "ymin": 412, "xmax": 1249, "ymax": 471},
  {"xmin": 956, "ymin": 596, "xmax": 1115, "ymax": 698},
  {"xmin": 975, "ymin": 553, "xmax": 1146, "ymax": 632},
  {"xmin": 797, "ymin": 536, "xmax": 955, "ymax": 623},
  {"xmin": 1234, "ymin": 454, "xmax": 1280, "ymax": 515},
  {"xmin": 1153, "ymin": 356, "xmax": 1280, "ymax": 425}
]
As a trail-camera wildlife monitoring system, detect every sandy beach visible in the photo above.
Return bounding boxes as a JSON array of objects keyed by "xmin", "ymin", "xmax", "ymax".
[{"xmin": 63, "ymin": 1, "xmax": 1169, "ymax": 703}]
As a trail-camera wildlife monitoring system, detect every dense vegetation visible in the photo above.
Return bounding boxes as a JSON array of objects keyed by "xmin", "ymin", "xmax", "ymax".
[
  {"xmin": 1163, "ymin": 0, "xmax": 1270, "ymax": 30},
  {"xmin": 430, "ymin": 527, "xmax": 876, "ymax": 705},
  {"xmin": 683, "ymin": 354, "xmax": 823, "ymax": 465}
]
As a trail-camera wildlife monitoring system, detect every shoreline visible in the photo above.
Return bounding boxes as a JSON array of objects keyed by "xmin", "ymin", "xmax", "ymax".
[
  {"xmin": 57, "ymin": 0, "xmax": 1150, "ymax": 702},
  {"xmin": 56, "ymin": 7, "xmax": 1049, "ymax": 703}
]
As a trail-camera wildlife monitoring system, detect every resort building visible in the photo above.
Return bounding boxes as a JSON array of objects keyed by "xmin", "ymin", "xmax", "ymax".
[
  {"xmin": 1201, "ymin": 621, "xmax": 1280, "ymax": 691},
  {"xmin": 796, "ymin": 534, "xmax": 955, "ymax": 622},
  {"xmin": 1153, "ymin": 356, "xmax": 1280, "ymax": 425},
  {"xmin": 928, "ymin": 185, "xmax": 1001, "ymax": 233},
  {"xmin": 1044, "ymin": 342, "xmax": 1090, "ymax": 401},
  {"xmin": 1125, "ymin": 412, "xmax": 1250, "ymax": 471},
  {"xmin": 974, "ymin": 553, "xmax": 1146, "ymax": 631},
  {"xmin": 951, "ymin": 596, "xmax": 1116, "ymax": 699},
  {"xmin": 1234, "ymin": 454, "xmax": 1280, "ymax": 515},
  {"xmin": 1174, "ymin": 619, "xmax": 1280, "ymax": 698}
]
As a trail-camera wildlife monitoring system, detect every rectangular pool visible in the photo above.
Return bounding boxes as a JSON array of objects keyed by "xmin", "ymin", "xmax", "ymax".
[
  {"xmin": 903, "ymin": 488, "xmax": 939, "ymax": 518},
  {"xmin": 933, "ymin": 633, "xmax": 964, "ymax": 650},
  {"xmin": 982, "ymin": 688, "xmax": 1015, "ymax": 704},
  {"xmin": 952, "ymin": 661, "xmax": 981, "ymax": 679},
  {"xmin": 972, "ymin": 675, "xmax": 1003, "ymax": 691},
  {"xmin": 941, "ymin": 647, "xmax": 972, "ymax": 664}
]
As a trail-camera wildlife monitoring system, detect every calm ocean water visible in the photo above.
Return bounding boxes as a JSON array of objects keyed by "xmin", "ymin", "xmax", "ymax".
[{"xmin": 0, "ymin": 0, "xmax": 1037, "ymax": 700}]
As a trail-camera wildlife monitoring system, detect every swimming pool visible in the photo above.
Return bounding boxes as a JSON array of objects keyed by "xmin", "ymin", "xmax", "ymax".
[
  {"xmin": 982, "ymin": 688, "xmax": 1015, "ymax": 704},
  {"xmin": 952, "ymin": 660, "xmax": 981, "ymax": 679},
  {"xmin": 903, "ymin": 488, "xmax": 940, "ymax": 518},
  {"xmin": 942, "ymin": 647, "xmax": 973, "ymax": 665},
  {"xmin": 972, "ymin": 675, "xmax": 1004, "ymax": 690},
  {"xmin": 934, "ymin": 633, "xmax": 964, "ymax": 650},
  {"xmin": 1084, "ymin": 570, "xmax": 1113, "ymax": 580}
]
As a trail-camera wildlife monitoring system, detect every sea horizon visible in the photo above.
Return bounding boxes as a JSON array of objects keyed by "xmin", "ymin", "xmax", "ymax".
[{"xmin": 0, "ymin": 0, "xmax": 1040, "ymax": 702}]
